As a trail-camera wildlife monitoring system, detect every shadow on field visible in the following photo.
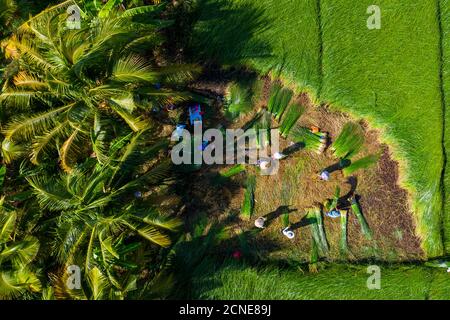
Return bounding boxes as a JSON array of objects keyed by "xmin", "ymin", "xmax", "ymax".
[
  {"xmin": 187, "ymin": 0, "xmax": 272, "ymax": 64},
  {"xmin": 167, "ymin": 215, "xmax": 285, "ymax": 299}
]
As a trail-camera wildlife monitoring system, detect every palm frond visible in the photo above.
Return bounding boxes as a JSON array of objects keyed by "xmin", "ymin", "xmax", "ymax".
[
  {"xmin": 1, "ymin": 139, "xmax": 24, "ymax": 164},
  {"xmin": 108, "ymin": 99, "xmax": 149, "ymax": 132},
  {"xmin": 87, "ymin": 267, "xmax": 110, "ymax": 300},
  {"xmin": 0, "ymin": 90, "xmax": 39, "ymax": 109},
  {"xmin": 26, "ymin": 175, "xmax": 74, "ymax": 211},
  {"xmin": 3, "ymin": 104, "xmax": 72, "ymax": 141},
  {"xmin": 0, "ymin": 0, "xmax": 17, "ymax": 27},
  {"xmin": 157, "ymin": 64, "xmax": 201, "ymax": 84},
  {"xmin": 141, "ymin": 212, "xmax": 182, "ymax": 232},
  {"xmin": 133, "ymin": 224, "xmax": 171, "ymax": 247},
  {"xmin": 0, "ymin": 210, "xmax": 16, "ymax": 244},
  {"xmin": 60, "ymin": 129, "xmax": 86, "ymax": 172},
  {"xmin": 0, "ymin": 236, "xmax": 40, "ymax": 268},
  {"xmin": 121, "ymin": 3, "xmax": 166, "ymax": 19},
  {"xmin": 0, "ymin": 268, "xmax": 41, "ymax": 299},
  {"xmin": 112, "ymin": 55, "xmax": 156, "ymax": 83},
  {"xmin": 13, "ymin": 72, "xmax": 48, "ymax": 90},
  {"xmin": 31, "ymin": 121, "xmax": 70, "ymax": 165}
]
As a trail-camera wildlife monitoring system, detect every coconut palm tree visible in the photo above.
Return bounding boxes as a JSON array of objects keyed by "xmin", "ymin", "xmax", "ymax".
[
  {"xmin": 22, "ymin": 130, "xmax": 182, "ymax": 298},
  {"xmin": 0, "ymin": 0, "xmax": 16, "ymax": 38},
  {"xmin": 0, "ymin": 162, "xmax": 42, "ymax": 299},
  {"xmin": 0, "ymin": 0, "xmax": 198, "ymax": 171},
  {"xmin": 80, "ymin": 0, "xmax": 162, "ymax": 18},
  {"xmin": 0, "ymin": 203, "xmax": 42, "ymax": 299}
]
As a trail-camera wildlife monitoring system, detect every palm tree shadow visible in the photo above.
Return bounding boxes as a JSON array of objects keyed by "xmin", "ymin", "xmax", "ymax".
[{"xmin": 187, "ymin": 0, "xmax": 273, "ymax": 64}]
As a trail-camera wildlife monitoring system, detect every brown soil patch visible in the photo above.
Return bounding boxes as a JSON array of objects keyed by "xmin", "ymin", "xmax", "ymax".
[{"xmin": 181, "ymin": 74, "xmax": 424, "ymax": 263}]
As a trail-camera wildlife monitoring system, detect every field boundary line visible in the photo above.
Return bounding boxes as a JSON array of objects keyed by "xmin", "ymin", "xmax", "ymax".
[{"xmin": 436, "ymin": 0, "xmax": 448, "ymax": 253}]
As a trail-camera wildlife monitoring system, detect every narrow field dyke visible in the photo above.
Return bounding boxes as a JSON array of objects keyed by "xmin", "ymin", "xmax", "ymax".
[{"xmin": 440, "ymin": 0, "xmax": 450, "ymax": 254}]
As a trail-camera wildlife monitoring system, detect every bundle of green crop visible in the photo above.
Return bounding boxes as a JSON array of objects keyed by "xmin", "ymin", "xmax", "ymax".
[
  {"xmin": 307, "ymin": 208, "xmax": 329, "ymax": 255},
  {"xmin": 254, "ymin": 110, "xmax": 272, "ymax": 148},
  {"xmin": 289, "ymin": 126, "xmax": 325, "ymax": 153},
  {"xmin": 340, "ymin": 210, "xmax": 349, "ymax": 255},
  {"xmin": 267, "ymin": 84, "xmax": 293, "ymax": 121},
  {"xmin": 331, "ymin": 122, "xmax": 365, "ymax": 159},
  {"xmin": 342, "ymin": 154, "xmax": 379, "ymax": 177},
  {"xmin": 309, "ymin": 237, "xmax": 319, "ymax": 273},
  {"xmin": 280, "ymin": 103, "xmax": 305, "ymax": 137},
  {"xmin": 220, "ymin": 164, "xmax": 246, "ymax": 178}
]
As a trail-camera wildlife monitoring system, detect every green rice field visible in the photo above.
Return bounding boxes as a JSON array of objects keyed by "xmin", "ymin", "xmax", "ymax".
[
  {"xmin": 191, "ymin": 0, "xmax": 449, "ymax": 257},
  {"xmin": 441, "ymin": 0, "xmax": 450, "ymax": 253}
]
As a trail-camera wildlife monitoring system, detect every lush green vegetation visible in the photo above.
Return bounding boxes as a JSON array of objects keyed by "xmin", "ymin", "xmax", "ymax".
[
  {"xmin": 0, "ymin": 0, "xmax": 192, "ymax": 299},
  {"xmin": 0, "ymin": 0, "xmax": 448, "ymax": 300},
  {"xmin": 189, "ymin": 0, "xmax": 321, "ymax": 94},
  {"xmin": 441, "ymin": 0, "xmax": 450, "ymax": 254},
  {"xmin": 321, "ymin": 0, "xmax": 445, "ymax": 257},
  {"xmin": 189, "ymin": 0, "xmax": 447, "ymax": 257},
  {"xmin": 188, "ymin": 261, "xmax": 450, "ymax": 300}
]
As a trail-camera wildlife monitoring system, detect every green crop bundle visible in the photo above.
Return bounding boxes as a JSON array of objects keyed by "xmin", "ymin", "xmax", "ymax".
[
  {"xmin": 314, "ymin": 207, "xmax": 329, "ymax": 254},
  {"xmin": 351, "ymin": 197, "xmax": 372, "ymax": 240},
  {"xmin": 241, "ymin": 175, "xmax": 256, "ymax": 219},
  {"xmin": 307, "ymin": 209, "xmax": 328, "ymax": 255},
  {"xmin": 331, "ymin": 122, "xmax": 365, "ymax": 159},
  {"xmin": 267, "ymin": 83, "xmax": 282, "ymax": 113},
  {"xmin": 280, "ymin": 103, "xmax": 305, "ymax": 137},
  {"xmin": 220, "ymin": 164, "xmax": 246, "ymax": 178},
  {"xmin": 342, "ymin": 154, "xmax": 379, "ymax": 176},
  {"xmin": 281, "ymin": 213, "xmax": 290, "ymax": 228},
  {"xmin": 273, "ymin": 88, "xmax": 293, "ymax": 121},
  {"xmin": 309, "ymin": 237, "xmax": 319, "ymax": 273},
  {"xmin": 340, "ymin": 210, "xmax": 349, "ymax": 254},
  {"xmin": 330, "ymin": 186, "xmax": 341, "ymax": 209},
  {"xmin": 289, "ymin": 125, "xmax": 322, "ymax": 151}
]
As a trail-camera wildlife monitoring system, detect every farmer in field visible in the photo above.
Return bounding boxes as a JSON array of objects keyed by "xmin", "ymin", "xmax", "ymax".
[
  {"xmin": 326, "ymin": 208, "xmax": 341, "ymax": 218},
  {"xmin": 319, "ymin": 170, "xmax": 330, "ymax": 181},
  {"xmin": 282, "ymin": 227, "xmax": 295, "ymax": 239},
  {"xmin": 255, "ymin": 217, "xmax": 267, "ymax": 229}
]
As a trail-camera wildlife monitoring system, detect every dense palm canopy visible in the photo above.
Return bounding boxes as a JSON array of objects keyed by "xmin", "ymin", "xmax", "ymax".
[
  {"xmin": 1, "ymin": 0, "xmax": 197, "ymax": 171},
  {"xmin": 0, "ymin": 0, "xmax": 16, "ymax": 34},
  {"xmin": 0, "ymin": 209, "xmax": 41, "ymax": 299},
  {"xmin": 23, "ymin": 130, "xmax": 182, "ymax": 299},
  {"xmin": 0, "ymin": 0, "xmax": 195, "ymax": 300},
  {"xmin": 0, "ymin": 165, "xmax": 41, "ymax": 299}
]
